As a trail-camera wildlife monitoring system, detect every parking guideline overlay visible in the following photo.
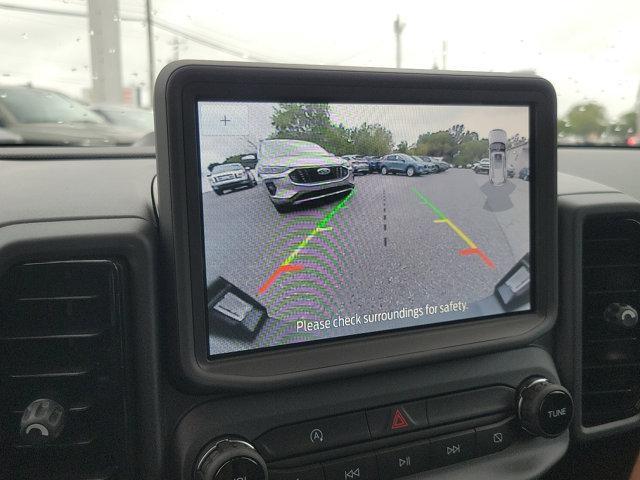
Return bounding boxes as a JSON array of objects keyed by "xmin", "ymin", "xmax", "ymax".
[
  {"xmin": 411, "ymin": 188, "xmax": 495, "ymax": 269},
  {"xmin": 258, "ymin": 189, "xmax": 355, "ymax": 294}
]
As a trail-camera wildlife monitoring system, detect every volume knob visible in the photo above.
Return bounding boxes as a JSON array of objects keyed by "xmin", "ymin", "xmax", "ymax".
[{"xmin": 194, "ymin": 438, "xmax": 267, "ymax": 480}]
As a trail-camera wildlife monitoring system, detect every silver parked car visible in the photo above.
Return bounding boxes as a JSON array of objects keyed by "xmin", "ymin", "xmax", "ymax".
[
  {"xmin": 256, "ymin": 139, "xmax": 354, "ymax": 212},
  {"xmin": 474, "ymin": 158, "xmax": 491, "ymax": 174},
  {"xmin": 208, "ymin": 163, "xmax": 257, "ymax": 195},
  {"xmin": 343, "ymin": 155, "xmax": 370, "ymax": 175}
]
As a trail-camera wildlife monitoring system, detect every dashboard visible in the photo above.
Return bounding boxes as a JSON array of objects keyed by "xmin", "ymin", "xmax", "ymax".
[{"xmin": 0, "ymin": 65, "xmax": 639, "ymax": 480}]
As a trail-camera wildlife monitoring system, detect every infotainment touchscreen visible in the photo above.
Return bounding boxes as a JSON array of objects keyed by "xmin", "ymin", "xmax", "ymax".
[{"xmin": 198, "ymin": 102, "xmax": 532, "ymax": 358}]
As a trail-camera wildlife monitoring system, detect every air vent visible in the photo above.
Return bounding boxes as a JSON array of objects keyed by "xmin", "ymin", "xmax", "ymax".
[
  {"xmin": 0, "ymin": 260, "xmax": 132, "ymax": 480},
  {"xmin": 581, "ymin": 217, "xmax": 640, "ymax": 427}
]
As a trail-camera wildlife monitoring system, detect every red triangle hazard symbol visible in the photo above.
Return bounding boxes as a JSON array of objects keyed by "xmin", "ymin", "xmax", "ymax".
[{"xmin": 391, "ymin": 409, "xmax": 409, "ymax": 430}]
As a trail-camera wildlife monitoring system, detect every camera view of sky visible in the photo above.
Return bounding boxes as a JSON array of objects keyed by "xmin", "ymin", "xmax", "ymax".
[{"xmin": 197, "ymin": 102, "xmax": 528, "ymax": 167}]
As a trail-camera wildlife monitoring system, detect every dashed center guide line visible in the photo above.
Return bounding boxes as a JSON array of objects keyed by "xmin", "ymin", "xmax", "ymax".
[
  {"xmin": 258, "ymin": 190, "xmax": 355, "ymax": 294},
  {"xmin": 411, "ymin": 188, "xmax": 495, "ymax": 269}
]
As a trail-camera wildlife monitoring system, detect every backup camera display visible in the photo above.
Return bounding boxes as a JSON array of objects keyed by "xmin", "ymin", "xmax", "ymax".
[{"xmin": 198, "ymin": 102, "xmax": 532, "ymax": 358}]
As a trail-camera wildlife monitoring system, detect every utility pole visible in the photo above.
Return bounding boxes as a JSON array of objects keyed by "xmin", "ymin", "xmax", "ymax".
[
  {"xmin": 87, "ymin": 0, "xmax": 123, "ymax": 104},
  {"xmin": 170, "ymin": 36, "xmax": 187, "ymax": 62},
  {"xmin": 393, "ymin": 15, "xmax": 405, "ymax": 68},
  {"xmin": 145, "ymin": 0, "xmax": 155, "ymax": 103},
  {"xmin": 636, "ymin": 82, "xmax": 640, "ymax": 133},
  {"xmin": 442, "ymin": 41, "xmax": 448, "ymax": 70}
]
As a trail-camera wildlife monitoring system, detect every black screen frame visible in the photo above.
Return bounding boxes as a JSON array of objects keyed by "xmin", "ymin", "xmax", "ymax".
[{"xmin": 154, "ymin": 61, "xmax": 557, "ymax": 391}]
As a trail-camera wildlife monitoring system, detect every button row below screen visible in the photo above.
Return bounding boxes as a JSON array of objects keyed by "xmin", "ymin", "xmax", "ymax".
[
  {"xmin": 270, "ymin": 419, "xmax": 515, "ymax": 480},
  {"xmin": 256, "ymin": 386, "xmax": 514, "ymax": 461}
]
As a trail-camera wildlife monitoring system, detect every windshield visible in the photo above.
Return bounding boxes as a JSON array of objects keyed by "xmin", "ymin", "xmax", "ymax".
[
  {"xmin": 211, "ymin": 164, "xmax": 242, "ymax": 173},
  {"xmin": 0, "ymin": 1, "xmax": 638, "ymax": 147},
  {"xmin": 0, "ymin": 87, "xmax": 104, "ymax": 124},
  {"xmin": 93, "ymin": 107, "xmax": 154, "ymax": 131},
  {"xmin": 259, "ymin": 140, "xmax": 332, "ymax": 159}
]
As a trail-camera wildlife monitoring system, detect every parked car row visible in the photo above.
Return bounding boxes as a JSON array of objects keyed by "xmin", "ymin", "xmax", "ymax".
[
  {"xmin": 342, "ymin": 153, "xmax": 450, "ymax": 177},
  {"xmin": 471, "ymin": 158, "xmax": 520, "ymax": 179},
  {"xmin": 210, "ymin": 140, "xmax": 532, "ymax": 211},
  {"xmin": 0, "ymin": 85, "xmax": 153, "ymax": 146}
]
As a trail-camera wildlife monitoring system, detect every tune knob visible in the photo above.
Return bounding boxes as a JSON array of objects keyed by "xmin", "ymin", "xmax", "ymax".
[
  {"xmin": 20, "ymin": 398, "xmax": 65, "ymax": 445},
  {"xmin": 194, "ymin": 438, "xmax": 267, "ymax": 480},
  {"xmin": 516, "ymin": 377, "xmax": 573, "ymax": 438}
]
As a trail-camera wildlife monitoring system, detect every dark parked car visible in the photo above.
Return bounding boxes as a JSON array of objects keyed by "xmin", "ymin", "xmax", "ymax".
[
  {"xmin": 0, "ymin": 86, "xmax": 141, "ymax": 146},
  {"xmin": 237, "ymin": 154, "xmax": 258, "ymax": 169},
  {"xmin": 207, "ymin": 163, "xmax": 257, "ymax": 195},
  {"xmin": 379, "ymin": 153, "xmax": 429, "ymax": 176},
  {"xmin": 518, "ymin": 167, "xmax": 530, "ymax": 181},
  {"xmin": 365, "ymin": 156, "xmax": 382, "ymax": 172}
]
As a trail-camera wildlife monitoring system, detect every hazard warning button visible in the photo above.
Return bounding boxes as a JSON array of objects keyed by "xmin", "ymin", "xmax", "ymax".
[{"xmin": 366, "ymin": 401, "xmax": 428, "ymax": 439}]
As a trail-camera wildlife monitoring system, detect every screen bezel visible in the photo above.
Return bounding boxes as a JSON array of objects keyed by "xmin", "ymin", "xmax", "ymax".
[{"xmin": 155, "ymin": 61, "xmax": 557, "ymax": 390}]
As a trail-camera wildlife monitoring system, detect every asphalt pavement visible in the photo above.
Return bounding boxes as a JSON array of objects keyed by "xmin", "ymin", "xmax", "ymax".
[{"xmin": 202, "ymin": 169, "xmax": 530, "ymax": 356}]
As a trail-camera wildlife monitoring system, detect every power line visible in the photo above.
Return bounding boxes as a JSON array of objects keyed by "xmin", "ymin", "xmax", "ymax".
[
  {"xmin": 0, "ymin": 2, "xmax": 272, "ymax": 62},
  {"xmin": 0, "ymin": 3, "xmax": 85, "ymax": 18}
]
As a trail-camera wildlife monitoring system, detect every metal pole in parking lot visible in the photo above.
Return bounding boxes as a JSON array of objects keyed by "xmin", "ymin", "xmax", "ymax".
[
  {"xmin": 146, "ymin": 0, "xmax": 156, "ymax": 102},
  {"xmin": 394, "ymin": 15, "xmax": 405, "ymax": 68},
  {"xmin": 87, "ymin": 0, "xmax": 123, "ymax": 104}
]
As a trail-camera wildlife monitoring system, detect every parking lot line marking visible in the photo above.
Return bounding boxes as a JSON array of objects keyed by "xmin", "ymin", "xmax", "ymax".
[
  {"xmin": 258, "ymin": 189, "xmax": 355, "ymax": 294},
  {"xmin": 413, "ymin": 189, "xmax": 495, "ymax": 270}
]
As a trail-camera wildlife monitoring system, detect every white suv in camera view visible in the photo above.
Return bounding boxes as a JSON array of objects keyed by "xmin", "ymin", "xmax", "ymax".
[
  {"xmin": 256, "ymin": 139, "xmax": 354, "ymax": 212},
  {"xmin": 207, "ymin": 163, "xmax": 257, "ymax": 195}
]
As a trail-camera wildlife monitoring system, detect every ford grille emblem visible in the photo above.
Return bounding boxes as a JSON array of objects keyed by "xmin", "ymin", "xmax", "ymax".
[{"xmin": 317, "ymin": 167, "xmax": 331, "ymax": 175}]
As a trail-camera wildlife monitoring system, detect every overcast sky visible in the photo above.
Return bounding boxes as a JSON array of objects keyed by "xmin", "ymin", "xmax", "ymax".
[{"xmin": 1, "ymin": 0, "xmax": 639, "ymax": 120}]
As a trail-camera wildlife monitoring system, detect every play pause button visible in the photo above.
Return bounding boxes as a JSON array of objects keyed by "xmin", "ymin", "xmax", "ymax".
[{"xmin": 376, "ymin": 442, "xmax": 430, "ymax": 479}]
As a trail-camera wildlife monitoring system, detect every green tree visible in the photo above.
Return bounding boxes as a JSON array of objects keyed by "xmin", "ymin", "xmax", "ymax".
[
  {"xmin": 224, "ymin": 154, "xmax": 243, "ymax": 164},
  {"xmin": 413, "ymin": 131, "xmax": 458, "ymax": 158},
  {"xmin": 558, "ymin": 102, "xmax": 608, "ymax": 139},
  {"xmin": 323, "ymin": 124, "xmax": 354, "ymax": 156},
  {"xmin": 395, "ymin": 140, "xmax": 409, "ymax": 153},
  {"xmin": 347, "ymin": 123, "xmax": 394, "ymax": 156},
  {"xmin": 271, "ymin": 103, "xmax": 331, "ymax": 137},
  {"xmin": 507, "ymin": 134, "xmax": 528, "ymax": 149},
  {"xmin": 270, "ymin": 103, "xmax": 353, "ymax": 155},
  {"xmin": 608, "ymin": 111, "xmax": 637, "ymax": 138},
  {"xmin": 454, "ymin": 139, "xmax": 489, "ymax": 165}
]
